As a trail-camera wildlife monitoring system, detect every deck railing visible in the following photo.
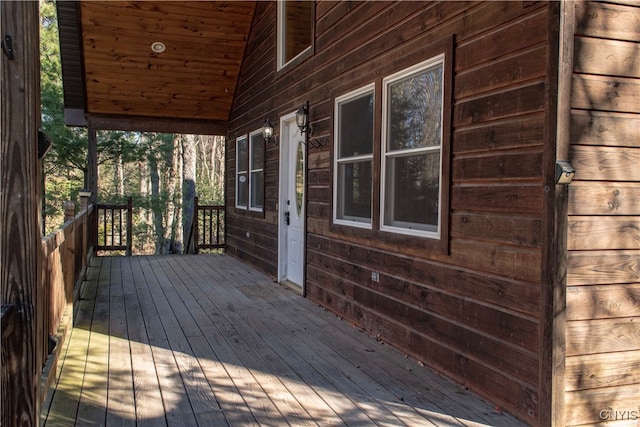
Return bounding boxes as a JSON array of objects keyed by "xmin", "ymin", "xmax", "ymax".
[
  {"xmin": 187, "ymin": 196, "xmax": 225, "ymax": 253},
  {"xmin": 40, "ymin": 202, "xmax": 95, "ymax": 407},
  {"xmin": 96, "ymin": 197, "xmax": 132, "ymax": 255}
]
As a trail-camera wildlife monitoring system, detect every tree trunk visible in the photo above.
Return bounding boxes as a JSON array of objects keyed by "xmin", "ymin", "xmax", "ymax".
[
  {"xmin": 114, "ymin": 152, "xmax": 124, "ymax": 196},
  {"xmin": 182, "ymin": 134, "xmax": 197, "ymax": 253}
]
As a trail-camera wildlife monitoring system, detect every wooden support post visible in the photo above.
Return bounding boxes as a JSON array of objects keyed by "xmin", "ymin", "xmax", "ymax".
[
  {"xmin": 1, "ymin": 2, "xmax": 43, "ymax": 426},
  {"xmin": 126, "ymin": 197, "xmax": 133, "ymax": 256},
  {"xmin": 193, "ymin": 196, "xmax": 199, "ymax": 254},
  {"xmin": 63, "ymin": 201, "xmax": 75, "ymax": 223}
]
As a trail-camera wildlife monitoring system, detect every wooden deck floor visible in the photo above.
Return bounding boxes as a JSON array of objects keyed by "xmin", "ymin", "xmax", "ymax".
[{"xmin": 42, "ymin": 254, "xmax": 526, "ymax": 427}]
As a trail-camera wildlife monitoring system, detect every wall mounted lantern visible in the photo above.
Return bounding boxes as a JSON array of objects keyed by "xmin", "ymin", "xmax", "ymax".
[
  {"xmin": 296, "ymin": 101, "xmax": 310, "ymax": 136},
  {"xmin": 295, "ymin": 101, "xmax": 326, "ymax": 148},
  {"xmin": 262, "ymin": 118, "xmax": 275, "ymax": 145}
]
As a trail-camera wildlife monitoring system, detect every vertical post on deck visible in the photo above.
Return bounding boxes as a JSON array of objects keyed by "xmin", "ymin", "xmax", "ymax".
[
  {"xmin": 63, "ymin": 201, "xmax": 75, "ymax": 223},
  {"xmin": 87, "ymin": 129, "xmax": 98, "ymax": 250},
  {"xmin": 126, "ymin": 197, "xmax": 133, "ymax": 256},
  {"xmin": 193, "ymin": 196, "xmax": 199, "ymax": 254},
  {"xmin": 0, "ymin": 1, "xmax": 43, "ymax": 425}
]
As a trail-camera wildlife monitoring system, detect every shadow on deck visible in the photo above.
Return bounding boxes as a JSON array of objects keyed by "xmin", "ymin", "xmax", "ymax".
[{"xmin": 42, "ymin": 254, "xmax": 526, "ymax": 427}]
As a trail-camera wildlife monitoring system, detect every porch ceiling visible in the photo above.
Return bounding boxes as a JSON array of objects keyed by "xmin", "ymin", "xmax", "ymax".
[{"xmin": 57, "ymin": 1, "xmax": 256, "ymax": 134}]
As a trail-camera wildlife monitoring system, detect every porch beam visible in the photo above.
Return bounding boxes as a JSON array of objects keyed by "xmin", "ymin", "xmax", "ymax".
[{"xmin": 87, "ymin": 113, "xmax": 228, "ymax": 136}]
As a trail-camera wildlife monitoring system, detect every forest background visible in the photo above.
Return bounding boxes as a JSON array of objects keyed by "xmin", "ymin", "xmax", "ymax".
[{"xmin": 40, "ymin": 0, "xmax": 225, "ymax": 254}]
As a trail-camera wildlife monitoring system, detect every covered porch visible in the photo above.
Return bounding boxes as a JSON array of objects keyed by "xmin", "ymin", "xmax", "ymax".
[{"xmin": 42, "ymin": 254, "xmax": 523, "ymax": 427}]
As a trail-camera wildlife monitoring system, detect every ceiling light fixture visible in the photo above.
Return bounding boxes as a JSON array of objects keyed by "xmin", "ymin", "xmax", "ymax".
[{"xmin": 151, "ymin": 41, "xmax": 166, "ymax": 53}]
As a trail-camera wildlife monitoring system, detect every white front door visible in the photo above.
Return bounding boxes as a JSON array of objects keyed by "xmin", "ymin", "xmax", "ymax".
[{"xmin": 278, "ymin": 113, "xmax": 305, "ymax": 290}]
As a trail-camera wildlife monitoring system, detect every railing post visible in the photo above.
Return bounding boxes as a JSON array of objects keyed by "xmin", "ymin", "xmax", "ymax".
[
  {"xmin": 63, "ymin": 201, "xmax": 75, "ymax": 223},
  {"xmin": 193, "ymin": 196, "xmax": 199, "ymax": 254},
  {"xmin": 126, "ymin": 197, "xmax": 133, "ymax": 256},
  {"xmin": 79, "ymin": 190, "xmax": 91, "ymax": 212}
]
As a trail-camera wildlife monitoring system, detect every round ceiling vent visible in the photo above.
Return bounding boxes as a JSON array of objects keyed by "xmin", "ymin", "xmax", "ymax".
[{"xmin": 151, "ymin": 41, "xmax": 166, "ymax": 53}]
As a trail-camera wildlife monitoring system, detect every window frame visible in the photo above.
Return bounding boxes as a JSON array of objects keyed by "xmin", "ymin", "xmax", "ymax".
[
  {"xmin": 333, "ymin": 84, "xmax": 375, "ymax": 229},
  {"xmin": 235, "ymin": 135, "xmax": 249, "ymax": 209},
  {"xmin": 380, "ymin": 54, "xmax": 446, "ymax": 239},
  {"xmin": 277, "ymin": 0, "xmax": 314, "ymax": 71},
  {"xmin": 248, "ymin": 129, "xmax": 265, "ymax": 212}
]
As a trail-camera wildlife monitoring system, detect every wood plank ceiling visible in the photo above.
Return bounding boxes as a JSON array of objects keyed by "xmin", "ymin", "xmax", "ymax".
[{"xmin": 58, "ymin": 1, "xmax": 255, "ymax": 133}]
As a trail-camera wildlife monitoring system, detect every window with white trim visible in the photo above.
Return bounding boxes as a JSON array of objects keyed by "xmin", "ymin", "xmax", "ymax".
[
  {"xmin": 236, "ymin": 132, "xmax": 264, "ymax": 211},
  {"xmin": 277, "ymin": 0, "xmax": 312, "ymax": 69},
  {"xmin": 381, "ymin": 55, "xmax": 445, "ymax": 238},
  {"xmin": 235, "ymin": 136, "xmax": 248, "ymax": 209},
  {"xmin": 333, "ymin": 85, "xmax": 374, "ymax": 227},
  {"xmin": 249, "ymin": 130, "xmax": 265, "ymax": 211}
]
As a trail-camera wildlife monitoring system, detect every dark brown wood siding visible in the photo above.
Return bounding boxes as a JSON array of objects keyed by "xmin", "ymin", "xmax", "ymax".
[
  {"xmin": 227, "ymin": 2, "xmax": 557, "ymax": 424},
  {"xmin": 564, "ymin": 1, "xmax": 640, "ymax": 426}
]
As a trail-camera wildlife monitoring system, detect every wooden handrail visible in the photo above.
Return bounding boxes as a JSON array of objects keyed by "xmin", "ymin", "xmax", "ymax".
[{"xmin": 96, "ymin": 197, "xmax": 132, "ymax": 255}]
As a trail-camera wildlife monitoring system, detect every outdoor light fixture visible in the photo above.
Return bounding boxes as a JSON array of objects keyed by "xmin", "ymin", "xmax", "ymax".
[
  {"xmin": 262, "ymin": 119, "xmax": 275, "ymax": 144},
  {"xmin": 296, "ymin": 101, "xmax": 310, "ymax": 135},
  {"xmin": 151, "ymin": 41, "xmax": 166, "ymax": 53},
  {"xmin": 555, "ymin": 161, "xmax": 575, "ymax": 184},
  {"xmin": 295, "ymin": 101, "xmax": 326, "ymax": 149}
]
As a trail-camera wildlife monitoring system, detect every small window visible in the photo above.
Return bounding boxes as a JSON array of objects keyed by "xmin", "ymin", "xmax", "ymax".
[
  {"xmin": 249, "ymin": 130, "xmax": 265, "ymax": 211},
  {"xmin": 278, "ymin": 0, "xmax": 313, "ymax": 69},
  {"xmin": 235, "ymin": 136, "xmax": 248, "ymax": 209},
  {"xmin": 334, "ymin": 85, "xmax": 374, "ymax": 228},
  {"xmin": 381, "ymin": 55, "xmax": 445, "ymax": 238}
]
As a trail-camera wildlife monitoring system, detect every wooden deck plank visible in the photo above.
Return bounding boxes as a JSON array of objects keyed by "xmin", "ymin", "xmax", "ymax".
[
  {"xmin": 76, "ymin": 257, "xmax": 111, "ymax": 426},
  {"xmin": 106, "ymin": 257, "xmax": 136, "ymax": 427},
  {"xmin": 44, "ymin": 258, "xmax": 102, "ymax": 427},
  {"xmin": 155, "ymin": 256, "xmax": 320, "ymax": 426},
  {"xmin": 119, "ymin": 257, "xmax": 167, "ymax": 427},
  {"xmin": 176, "ymin": 255, "xmax": 414, "ymax": 426},
  {"xmin": 162, "ymin": 256, "xmax": 334, "ymax": 427},
  {"xmin": 44, "ymin": 254, "xmax": 528, "ymax": 427},
  {"xmin": 130, "ymin": 257, "xmax": 200, "ymax": 427},
  {"xmin": 139, "ymin": 257, "xmax": 228, "ymax": 426}
]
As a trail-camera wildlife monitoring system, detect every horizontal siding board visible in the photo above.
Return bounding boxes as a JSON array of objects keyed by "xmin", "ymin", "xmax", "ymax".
[
  {"xmin": 453, "ymin": 114, "xmax": 545, "ymax": 154},
  {"xmin": 574, "ymin": 37, "xmax": 640, "ymax": 78},
  {"xmin": 564, "ymin": 383, "xmax": 640, "ymax": 426},
  {"xmin": 567, "ymin": 284, "xmax": 640, "ymax": 321},
  {"xmin": 575, "ymin": 1, "xmax": 640, "ymax": 42},
  {"xmin": 568, "ymin": 216, "xmax": 640, "ymax": 250},
  {"xmin": 453, "ymin": 149, "xmax": 544, "ymax": 182},
  {"xmin": 568, "ymin": 182, "xmax": 640, "ymax": 216},
  {"xmin": 455, "ymin": 44, "xmax": 546, "ymax": 99},
  {"xmin": 570, "ymin": 145, "xmax": 640, "ymax": 182},
  {"xmin": 571, "ymin": 74, "xmax": 640, "ymax": 114},
  {"xmin": 567, "ymin": 250, "xmax": 640, "ymax": 286},
  {"xmin": 566, "ymin": 317, "xmax": 640, "ymax": 356},
  {"xmin": 565, "ymin": 351, "xmax": 640, "ymax": 391},
  {"xmin": 571, "ymin": 110, "xmax": 640, "ymax": 148},
  {"xmin": 448, "ymin": 240, "xmax": 541, "ymax": 283},
  {"xmin": 454, "ymin": 82, "xmax": 546, "ymax": 127},
  {"xmin": 451, "ymin": 212, "xmax": 542, "ymax": 247},
  {"xmin": 451, "ymin": 184, "xmax": 543, "ymax": 215},
  {"xmin": 456, "ymin": 9, "xmax": 548, "ymax": 70}
]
